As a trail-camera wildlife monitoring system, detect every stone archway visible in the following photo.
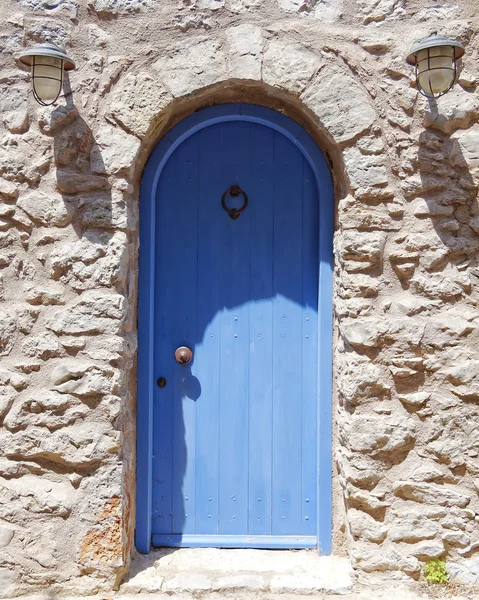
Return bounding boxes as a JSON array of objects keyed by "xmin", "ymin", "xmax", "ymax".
[{"xmin": 100, "ymin": 33, "xmax": 409, "ymax": 583}]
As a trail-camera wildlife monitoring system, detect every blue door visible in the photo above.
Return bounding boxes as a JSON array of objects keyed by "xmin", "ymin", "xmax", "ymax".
[{"xmin": 137, "ymin": 105, "xmax": 333, "ymax": 552}]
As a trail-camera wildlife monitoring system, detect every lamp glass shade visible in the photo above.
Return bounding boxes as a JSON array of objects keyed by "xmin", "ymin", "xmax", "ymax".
[
  {"xmin": 32, "ymin": 55, "xmax": 63, "ymax": 103},
  {"xmin": 416, "ymin": 45, "xmax": 455, "ymax": 96}
]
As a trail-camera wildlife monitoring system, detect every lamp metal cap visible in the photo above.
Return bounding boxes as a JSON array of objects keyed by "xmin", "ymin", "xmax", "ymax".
[
  {"xmin": 406, "ymin": 32, "xmax": 465, "ymax": 65},
  {"xmin": 18, "ymin": 41, "xmax": 75, "ymax": 70}
]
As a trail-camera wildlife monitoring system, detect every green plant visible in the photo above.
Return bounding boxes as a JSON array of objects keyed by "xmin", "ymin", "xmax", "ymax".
[{"xmin": 422, "ymin": 558, "xmax": 448, "ymax": 584}]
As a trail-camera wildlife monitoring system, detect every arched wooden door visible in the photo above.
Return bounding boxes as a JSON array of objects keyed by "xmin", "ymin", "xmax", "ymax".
[{"xmin": 136, "ymin": 104, "xmax": 334, "ymax": 553}]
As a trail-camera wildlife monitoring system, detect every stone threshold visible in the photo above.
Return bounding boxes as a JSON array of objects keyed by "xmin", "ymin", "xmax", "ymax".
[{"xmin": 120, "ymin": 548, "xmax": 353, "ymax": 595}]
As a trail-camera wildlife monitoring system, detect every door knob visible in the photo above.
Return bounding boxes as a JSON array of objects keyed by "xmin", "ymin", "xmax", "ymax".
[{"xmin": 175, "ymin": 346, "xmax": 193, "ymax": 364}]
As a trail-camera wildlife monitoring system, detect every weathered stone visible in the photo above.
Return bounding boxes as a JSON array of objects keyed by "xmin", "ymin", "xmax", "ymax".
[
  {"xmin": 358, "ymin": 0, "xmax": 405, "ymax": 24},
  {"xmin": 22, "ymin": 333, "xmax": 63, "ymax": 360},
  {"xmin": 393, "ymin": 481, "xmax": 471, "ymax": 508},
  {"xmin": 449, "ymin": 126, "xmax": 479, "ymax": 181},
  {"xmin": 348, "ymin": 508, "xmax": 387, "ymax": 542},
  {"xmin": 410, "ymin": 539, "xmax": 445, "ymax": 559},
  {"xmin": 225, "ymin": 24, "xmax": 262, "ymax": 81},
  {"xmin": 340, "ymin": 318, "xmax": 389, "ymax": 349},
  {"xmin": 263, "ymin": 40, "xmax": 323, "ymax": 94},
  {"xmin": 50, "ymin": 230, "xmax": 128, "ymax": 291},
  {"xmin": 338, "ymin": 273, "xmax": 380, "ymax": 299},
  {"xmin": 337, "ymin": 231, "xmax": 386, "ymax": 272},
  {"xmin": 0, "ymin": 474, "xmax": 74, "ymax": 517},
  {"xmin": 0, "ymin": 369, "xmax": 27, "ymax": 391},
  {"xmin": 47, "ymin": 291, "xmax": 125, "ymax": 335},
  {"xmin": 3, "ymin": 425, "xmax": 120, "ymax": 467},
  {"xmin": 342, "ymin": 414, "xmax": 415, "ymax": 455},
  {"xmin": 0, "ymin": 387, "xmax": 15, "ymax": 423},
  {"xmin": 357, "ymin": 33, "xmax": 393, "ymax": 54},
  {"xmin": 423, "ymin": 89, "xmax": 479, "ymax": 134},
  {"xmin": 38, "ymin": 104, "xmax": 79, "ymax": 135},
  {"xmin": 344, "ymin": 147, "xmax": 389, "ymax": 193},
  {"xmin": 109, "ymin": 71, "xmax": 172, "ymax": 138},
  {"xmin": 88, "ymin": 0, "xmax": 151, "ymax": 14},
  {"xmin": 51, "ymin": 360, "xmax": 120, "ymax": 396},
  {"xmin": 15, "ymin": 307, "xmax": 39, "ymax": 335},
  {"xmin": 0, "ymin": 525, "xmax": 14, "ymax": 548},
  {"xmin": 153, "ymin": 37, "xmax": 228, "ymax": 97},
  {"xmin": 410, "ymin": 272, "xmax": 466, "ymax": 301},
  {"xmin": 0, "ymin": 85, "xmax": 29, "ymax": 134},
  {"xmin": 25, "ymin": 285, "xmax": 65, "ymax": 306},
  {"xmin": 4, "ymin": 391, "xmax": 88, "ymax": 432},
  {"xmin": 227, "ymin": 0, "xmax": 262, "ymax": 12},
  {"xmin": 56, "ymin": 170, "xmax": 109, "ymax": 195},
  {"xmin": 81, "ymin": 189, "xmax": 134, "ymax": 230},
  {"xmin": 0, "ymin": 311, "xmax": 16, "ymax": 356},
  {"xmin": 338, "ymin": 450, "xmax": 383, "ymax": 488},
  {"xmin": 389, "ymin": 508, "xmax": 439, "ymax": 542},
  {"xmin": 302, "ymin": 68, "xmax": 376, "ymax": 144},
  {"xmin": 347, "ymin": 487, "xmax": 390, "ymax": 513},
  {"xmin": 90, "ymin": 125, "xmax": 140, "ymax": 175},
  {"xmin": 336, "ymin": 353, "xmax": 390, "ymax": 405},
  {"xmin": 398, "ymin": 392, "xmax": 430, "ymax": 408},
  {"xmin": 351, "ymin": 545, "xmax": 420, "ymax": 573},
  {"xmin": 278, "ymin": 0, "xmax": 342, "ymax": 21},
  {"xmin": 442, "ymin": 530, "xmax": 470, "ymax": 547},
  {"xmin": 447, "ymin": 558, "xmax": 479, "ymax": 585},
  {"xmin": 0, "ymin": 178, "xmax": 18, "ymax": 199},
  {"xmin": 339, "ymin": 195, "xmax": 399, "ymax": 231},
  {"xmin": 17, "ymin": 0, "xmax": 78, "ymax": 18},
  {"xmin": 410, "ymin": 197, "xmax": 454, "ymax": 218},
  {"xmin": 17, "ymin": 190, "xmax": 73, "ymax": 228},
  {"xmin": 165, "ymin": 573, "xmax": 213, "ymax": 592}
]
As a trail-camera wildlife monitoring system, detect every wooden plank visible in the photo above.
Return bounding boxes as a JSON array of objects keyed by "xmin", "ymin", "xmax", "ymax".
[
  {"xmin": 247, "ymin": 123, "xmax": 275, "ymax": 535},
  {"xmin": 170, "ymin": 134, "xmax": 199, "ymax": 535},
  {"xmin": 194, "ymin": 124, "xmax": 224, "ymax": 534},
  {"xmin": 301, "ymin": 157, "xmax": 319, "ymax": 536},
  {"xmin": 218, "ymin": 121, "xmax": 251, "ymax": 535},
  {"xmin": 152, "ymin": 134, "xmax": 199, "ymax": 536},
  {"xmin": 271, "ymin": 130, "xmax": 304, "ymax": 536},
  {"xmin": 152, "ymin": 150, "xmax": 177, "ymax": 535}
]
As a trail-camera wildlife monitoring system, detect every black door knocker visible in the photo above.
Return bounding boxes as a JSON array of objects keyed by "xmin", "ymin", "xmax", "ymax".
[{"xmin": 221, "ymin": 185, "xmax": 248, "ymax": 220}]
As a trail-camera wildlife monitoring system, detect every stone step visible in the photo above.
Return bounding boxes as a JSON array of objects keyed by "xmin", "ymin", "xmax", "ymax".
[{"xmin": 120, "ymin": 549, "xmax": 353, "ymax": 595}]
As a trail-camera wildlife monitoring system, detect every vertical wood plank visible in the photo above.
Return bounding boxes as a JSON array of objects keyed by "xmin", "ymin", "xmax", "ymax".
[
  {"xmin": 152, "ymin": 151, "xmax": 176, "ymax": 535},
  {"xmin": 301, "ymin": 157, "xmax": 319, "ymax": 536},
  {"xmin": 218, "ymin": 121, "xmax": 251, "ymax": 535},
  {"xmin": 170, "ymin": 135, "xmax": 199, "ymax": 535},
  {"xmin": 194, "ymin": 124, "xmax": 224, "ymax": 534},
  {"xmin": 271, "ymin": 131, "xmax": 304, "ymax": 536},
  {"xmin": 247, "ymin": 123, "xmax": 275, "ymax": 535}
]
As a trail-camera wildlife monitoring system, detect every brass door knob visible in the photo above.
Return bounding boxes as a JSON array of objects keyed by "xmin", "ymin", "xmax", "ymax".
[{"xmin": 175, "ymin": 346, "xmax": 193, "ymax": 364}]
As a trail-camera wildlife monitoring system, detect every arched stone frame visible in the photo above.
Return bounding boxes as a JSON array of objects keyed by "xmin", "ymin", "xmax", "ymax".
[
  {"xmin": 110, "ymin": 33, "xmax": 388, "ymax": 577},
  {"xmin": 135, "ymin": 101, "xmax": 335, "ymax": 555}
]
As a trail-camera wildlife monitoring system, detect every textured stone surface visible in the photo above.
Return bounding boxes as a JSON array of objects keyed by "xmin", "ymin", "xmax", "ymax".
[
  {"xmin": 109, "ymin": 72, "xmax": 173, "ymax": 138},
  {"xmin": 1, "ymin": 0, "xmax": 479, "ymax": 595},
  {"xmin": 263, "ymin": 40, "xmax": 323, "ymax": 93},
  {"xmin": 302, "ymin": 68, "xmax": 376, "ymax": 144}
]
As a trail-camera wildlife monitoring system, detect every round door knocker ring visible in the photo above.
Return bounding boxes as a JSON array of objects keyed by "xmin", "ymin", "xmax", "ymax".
[{"xmin": 221, "ymin": 185, "xmax": 248, "ymax": 220}]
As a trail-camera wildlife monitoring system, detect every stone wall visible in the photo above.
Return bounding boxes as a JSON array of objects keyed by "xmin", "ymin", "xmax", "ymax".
[{"xmin": 0, "ymin": 0, "xmax": 478, "ymax": 595}]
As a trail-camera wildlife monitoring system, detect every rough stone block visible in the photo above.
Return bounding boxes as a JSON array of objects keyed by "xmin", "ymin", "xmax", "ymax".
[
  {"xmin": 302, "ymin": 68, "xmax": 376, "ymax": 144},
  {"xmin": 226, "ymin": 24, "xmax": 263, "ymax": 80},
  {"xmin": 153, "ymin": 38, "xmax": 227, "ymax": 97},
  {"xmin": 263, "ymin": 39, "xmax": 323, "ymax": 94},
  {"xmin": 109, "ymin": 71, "xmax": 172, "ymax": 138}
]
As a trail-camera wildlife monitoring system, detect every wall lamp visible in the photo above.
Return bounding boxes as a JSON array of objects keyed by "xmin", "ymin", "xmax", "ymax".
[
  {"xmin": 406, "ymin": 32, "xmax": 465, "ymax": 98},
  {"xmin": 18, "ymin": 41, "xmax": 75, "ymax": 106}
]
